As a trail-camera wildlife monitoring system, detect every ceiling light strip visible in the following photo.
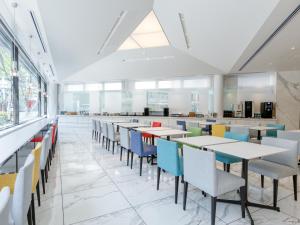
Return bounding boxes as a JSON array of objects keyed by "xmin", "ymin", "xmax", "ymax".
[
  {"xmin": 97, "ymin": 11, "xmax": 127, "ymax": 55},
  {"xmin": 179, "ymin": 13, "xmax": 190, "ymax": 49},
  {"xmin": 30, "ymin": 11, "xmax": 47, "ymax": 53},
  {"xmin": 239, "ymin": 4, "xmax": 300, "ymax": 71}
]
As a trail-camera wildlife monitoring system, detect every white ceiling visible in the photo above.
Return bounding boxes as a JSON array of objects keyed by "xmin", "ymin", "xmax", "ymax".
[{"xmin": 5, "ymin": 0, "xmax": 299, "ymax": 82}]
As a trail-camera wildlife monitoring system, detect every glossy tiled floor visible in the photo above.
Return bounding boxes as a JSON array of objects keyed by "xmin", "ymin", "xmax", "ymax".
[{"xmin": 37, "ymin": 123, "xmax": 300, "ymax": 225}]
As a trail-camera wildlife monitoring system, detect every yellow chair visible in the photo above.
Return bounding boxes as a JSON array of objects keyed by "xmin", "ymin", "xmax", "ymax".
[{"xmin": 212, "ymin": 124, "xmax": 226, "ymax": 137}]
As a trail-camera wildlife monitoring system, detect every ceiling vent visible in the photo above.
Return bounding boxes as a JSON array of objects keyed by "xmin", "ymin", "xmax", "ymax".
[
  {"xmin": 239, "ymin": 4, "xmax": 300, "ymax": 71},
  {"xmin": 97, "ymin": 11, "xmax": 127, "ymax": 55},
  {"xmin": 179, "ymin": 13, "xmax": 190, "ymax": 49},
  {"xmin": 30, "ymin": 11, "xmax": 47, "ymax": 53}
]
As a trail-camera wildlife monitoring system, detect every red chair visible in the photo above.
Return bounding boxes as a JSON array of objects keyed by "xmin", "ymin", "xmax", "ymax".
[{"xmin": 142, "ymin": 121, "xmax": 161, "ymax": 143}]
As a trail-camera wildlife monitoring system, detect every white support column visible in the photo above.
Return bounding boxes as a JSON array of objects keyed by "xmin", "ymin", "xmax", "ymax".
[{"xmin": 213, "ymin": 74, "xmax": 224, "ymax": 118}]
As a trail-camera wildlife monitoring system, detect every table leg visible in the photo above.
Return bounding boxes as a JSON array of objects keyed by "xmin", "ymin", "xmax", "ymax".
[
  {"xmin": 151, "ymin": 135, "xmax": 155, "ymax": 145},
  {"xmin": 167, "ymin": 136, "xmax": 170, "ymax": 141},
  {"xmin": 257, "ymin": 130, "xmax": 261, "ymax": 140},
  {"xmin": 209, "ymin": 125, "xmax": 212, "ymax": 135},
  {"xmin": 15, "ymin": 151, "xmax": 18, "ymax": 172}
]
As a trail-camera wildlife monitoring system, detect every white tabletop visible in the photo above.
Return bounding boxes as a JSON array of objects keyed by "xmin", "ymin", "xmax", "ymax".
[
  {"xmin": 289, "ymin": 130, "xmax": 300, "ymax": 133},
  {"xmin": 198, "ymin": 121, "xmax": 218, "ymax": 125},
  {"xmin": 249, "ymin": 126, "xmax": 277, "ymax": 131},
  {"xmin": 145, "ymin": 129, "xmax": 190, "ymax": 137},
  {"xmin": 134, "ymin": 127, "xmax": 172, "ymax": 132},
  {"xmin": 116, "ymin": 123, "xmax": 150, "ymax": 128},
  {"xmin": 206, "ymin": 141, "xmax": 288, "ymax": 160},
  {"xmin": 174, "ymin": 136, "xmax": 239, "ymax": 147}
]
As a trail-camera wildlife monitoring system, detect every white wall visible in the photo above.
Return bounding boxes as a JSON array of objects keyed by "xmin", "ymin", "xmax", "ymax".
[{"xmin": 47, "ymin": 81, "xmax": 58, "ymax": 119}]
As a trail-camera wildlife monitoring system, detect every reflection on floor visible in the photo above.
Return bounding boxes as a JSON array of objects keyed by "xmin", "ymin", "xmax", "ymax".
[{"xmin": 37, "ymin": 123, "xmax": 300, "ymax": 225}]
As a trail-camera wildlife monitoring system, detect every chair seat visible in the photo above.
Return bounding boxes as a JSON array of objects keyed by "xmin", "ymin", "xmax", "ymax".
[
  {"xmin": 31, "ymin": 136, "xmax": 43, "ymax": 142},
  {"xmin": 216, "ymin": 153, "xmax": 241, "ymax": 164},
  {"xmin": 217, "ymin": 170, "xmax": 245, "ymax": 196},
  {"xmin": 249, "ymin": 159, "xmax": 297, "ymax": 179},
  {"xmin": 141, "ymin": 143, "xmax": 157, "ymax": 156}
]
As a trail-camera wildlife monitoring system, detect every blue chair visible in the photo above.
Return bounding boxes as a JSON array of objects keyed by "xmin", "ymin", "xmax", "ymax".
[
  {"xmin": 156, "ymin": 139, "xmax": 183, "ymax": 204},
  {"xmin": 266, "ymin": 124, "xmax": 285, "ymax": 137},
  {"xmin": 216, "ymin": 132, "xmax": 249, "ymax": 172},
  {"xmin": 130, "ymin": 130, "xmax": 157, "ymax": 176},
  {"xmin": 176, "ymin": 121, "xmax": 186, "ymax": 131}
]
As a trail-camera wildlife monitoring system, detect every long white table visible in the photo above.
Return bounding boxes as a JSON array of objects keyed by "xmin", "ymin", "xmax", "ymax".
[
  {"xmin": 206, "ymin": 141, "xmax": 288, "ymax": 224},
  {"xmin": 116, "ymin": 123, "xmax": 149, "ymax": 129},
  {"xmin": 174, "ymin": 136, "xmax": 239, "ymax": 147},
  {"xmin": 134, "ymin": 127, "xmax": 172, "ymax": 132}
]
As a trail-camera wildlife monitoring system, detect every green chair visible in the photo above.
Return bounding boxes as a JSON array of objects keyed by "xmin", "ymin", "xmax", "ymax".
[
  {"xmin": 266, "ymin": 124, "xmax": 285, "ymax": 137},
  {"xmin": 187, "ymin": 127, "xmax": 202, "ymax": 137}
]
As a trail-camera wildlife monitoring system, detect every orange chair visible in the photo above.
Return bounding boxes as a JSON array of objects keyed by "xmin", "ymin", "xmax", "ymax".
[{"xmin": 142, "ymin": 121, "xmax": 161, "ymax": 143}]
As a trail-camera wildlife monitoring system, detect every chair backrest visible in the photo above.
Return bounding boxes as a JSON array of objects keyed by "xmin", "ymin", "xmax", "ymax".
[
  {"xmin": 130, "ymin": 130, "xmax": 143, "ymax": 155},
  {"xmin": 205, "ymin": 119, "xmax": 216, "ymax": 130},
  {"xmin": 0, "ymin": 187, "xmax": 10, "ymax": 225},
  {"xmin": 107, "ymin": 123, "xmax": 115, "ymax": 140},
  {"xmin": 40, "ymin": 134, "xmax": 49, "ymax": 169},
  {"xmin": 152, "ymin": 121, "xmax": 161, "ymax": 127},
  {"xmin": 92, "ymin": 119, "xmax": 96, "ymax": 131},
  {"xmin": 277, "ymin": 130, "xmax": 300, "ymax": 154},
  {"xmin": 51, "ymin": 124, "xmax": 57, "ymax": 144},
  {"xmin": 102, "ymin": 122, "xmax": 108, "ymax": 137},
  {"xmin": 12, "ymin": 154, "xmax": 34, "ymax": 225},
  {"xmin": 131, "ymin": 119, "xmax": 139, "ymax": 123},
  {"xmin": 212, "ymin": 124, "xmax": 226, "ymax": 137},
  {"xmin": 187, "ymin": 127, "xmax": 202, "ymax": 137},
  {"xmin": 262, "ymin": 137, "xmax": 298, "ymax": 170},
  {"xmin": 230, "ymin": 126, "xmax": 250, "ymax": 136},
  {"xmin": 183, "ymin": 145, "xmax": 217, "ymax": 197},
  {"xmin": 266, "ymin": 124, "xmax": 285, "ymax": 137},
  {"xmin": 176, "ymin": 120, "xmax": 186, "ymax": 131},
  {"xmin": 31, "ymin": 143, "xmax": 41, "ymax": 192},
  {"xmin": 97, "ymin": 120, "xmax": 101, "ymax": 132},
  {"xmin": 120, "ymin": 127, "xmax": 130, "ymax": 149},
  {"xmin": 224, "ymin": 131, "xmax": 249, "ymax": 142},
  {"xmin": 157, "ymin": 139, "xmax": 182, "ymax": 176}
]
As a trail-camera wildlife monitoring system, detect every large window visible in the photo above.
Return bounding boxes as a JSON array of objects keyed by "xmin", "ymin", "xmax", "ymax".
[
  {"xmin": 18, "ymin": 55, "xmax": 39, "ymax": 122},
  {"xmin": 0, "ymin": 30, "xmax": 13, "ymax": 128}
]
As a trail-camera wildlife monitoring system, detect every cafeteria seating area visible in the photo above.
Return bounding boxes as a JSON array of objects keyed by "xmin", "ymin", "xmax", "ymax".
[{"xmin": 1, "ymin": 1, "xmax": 300, "ymax": 225}]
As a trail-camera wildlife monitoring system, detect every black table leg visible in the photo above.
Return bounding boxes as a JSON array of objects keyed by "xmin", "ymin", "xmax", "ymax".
[{"xmin": 257, "ymin": 130, "xmax": 261, "ymax": 140}]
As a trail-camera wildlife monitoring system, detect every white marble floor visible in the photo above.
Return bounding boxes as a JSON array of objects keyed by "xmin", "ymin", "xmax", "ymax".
[{"xmin": 36, "ymin": 123, "xmax": 300, "ymax": 225}]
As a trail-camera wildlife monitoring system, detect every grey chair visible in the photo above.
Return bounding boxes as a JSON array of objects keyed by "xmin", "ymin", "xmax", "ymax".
[
  {"xmin": 96, "ymin": 120, "xmax": 102, "ymax": 142},
  {"xmin": 101, "ymin": 122, "xmax": 108, "ymax": 149},
  {"xmin": 0, "ymin": 187, "xmax": 11, "ymax": 225},
  {"xmin": 183, "ymin": 145, "xmax": 246, "ymax": 225},
  {"xmin": 107, "ymin": 123, "xmax": 120, "ymax": 154},
  {"xmin": 249, "ymin": 137, "xmax": 298, "ymax": 208},
  {"xmin": 277, "ymin": 130, "xmax": 300, "ymax": 165},
  {"xmin": 92, "ymin": 119, "xmax": 97, "ymax": 139},
  {"xmin": 40, "ymin": 134, "xmax": 50, "ymax": 194},
  {"xmin": 119, "ymin": 127, "xmax": 131, "ymax": 165},
  {"xmin": 230, "ymin": 126, "xmax": 250, "ymax": 136}
]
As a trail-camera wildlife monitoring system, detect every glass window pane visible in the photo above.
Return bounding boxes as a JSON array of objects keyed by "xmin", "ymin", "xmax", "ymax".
[
  {"xmin": 19, "ymin": 56, "xmax": 39, "ymax": 122},
  {"xmin": 85, "ymin": 83, "xmax": 103, "ymax": 91},
  {"xmin": 135, "ymin": 81, "xmax": 156, "ymax": 89},
  {"xmin": 183, "ymin": 79, "xmax": 210, "ymax": 88},
  {"xmin": 104, "ymin": 82, "xmax": 122, "ymax": 91},
  {"xmin": 158, "ymin": 80, "xmax": 181, "ymax": 89},
  {"xmin": 67, "ymin": 84, "xmax": 84, "ymax": 92},
  {"xmin": 0, "ymin": 31, "xmax": 13, "ymax": 128}
]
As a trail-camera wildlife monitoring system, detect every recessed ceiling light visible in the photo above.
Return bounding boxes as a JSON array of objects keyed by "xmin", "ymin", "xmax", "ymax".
[{"xmin": 291, "ymin": 46, "xmax": 296, "ymax": 50}]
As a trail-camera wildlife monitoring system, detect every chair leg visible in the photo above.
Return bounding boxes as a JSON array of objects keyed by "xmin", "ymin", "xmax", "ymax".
[
  {"xmin": 102, "ymin": 136, "xmax": 105, "ymax": 146},
  {"xmin": 130, "ymin": 152, "xmax": 134, "ymax": 169},
  {"xmin": 211, "ymin": 197, "xmax": 217, "ymax": 225},
  {"xmin": 226, "ymin": 164, "xmax": 230, "ymax": 173},
  {"xmin": 261, "ymin": 175, "xmax": 264, "ymax": 188},
  {"xmin": 175, "ymin": 176, "xmax": 179, "ymax": 204},
  {"xmin": 273, "ymin": 179, "xmax": 279, "ymax": 208},
  {"xmin": 27, "ymin": 205, "xmax": 32, "ymax": 225},
  {"xmin": 41, "ymin": 170, "xmax": 46, "ymax": 194},
  {"xmin": 139, "ymin": 157, "xmax": 143, "ymax": 176},
  {"xmin": 45, "ymin": 166, "xmax": 48, "ymax": 182},
  {"xmin": 183, "ymin": 182, "xmax": 188, "ymax": 210},
  {"xmin": 31, "ymin": 194, "xmax": 36, "ymax": 225},
  {"xmin": 240, "ymin": 186, "xmax": 246, "ymax": 218},
  {"xmin": 293, "ymin": 175, "xmax": 297, "ymax": 201},
  {"xmin": 157, "ymin": 167, "xmax": 161, "ymax": 190},
  {"xmin": 120, "ymin": 146, "xmax": 123, "ymax": 161},
  {"xmin": 223, "ymin": 163, "xmax": 226, "ymax": 171},
  {"xmin": 112, "ymin": 141, "xmax": 115, "ymax": 154},
  {"xmin": 127, "ymin": 150, "xmax": 130, "ymax": 166},
  {"xmin": 36, "ymin": 182, "xmax": 41, "ymax": 207}
]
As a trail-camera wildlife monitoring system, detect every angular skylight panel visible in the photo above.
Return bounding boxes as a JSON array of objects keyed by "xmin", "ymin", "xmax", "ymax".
[{"xmin": 118, "ymin": 11, "xmax": 169, "ymax": 50}]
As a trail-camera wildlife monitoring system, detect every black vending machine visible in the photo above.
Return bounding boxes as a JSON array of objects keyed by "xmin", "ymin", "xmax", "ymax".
[
  {"xmin": 244, "ymin": 101, "xmax": 253, "ymax": 118},
  {"xmin": 260, "ymin": 102, "xmax": 273, "ymax": 118}
]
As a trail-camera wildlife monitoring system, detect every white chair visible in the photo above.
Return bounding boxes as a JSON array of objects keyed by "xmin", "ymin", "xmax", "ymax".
[
  {"xmin": 40, "ymin": 133, "xmax": 50, "ymax": 194},
  {"xmin": 96, "ymin": 120, "xmax": 102, "ymax": 142},
  {"xmin": 107, "ymin": 123, "xmax": 120, "ymax": 154},
  {"xmin": 249, "ymin": 137, "xmax": 298, "ymax": 208},
  {"xmin": 101, "ymin": 122, "xmax": 108, "ymax": 149},
  {"xmin": 183, "ymin": 145, "xmax": 246, "ymax": 225},
  {"xmin": 92, "ymin": 119, "xmax": 97, "ymax": 139},
  {"xmin": 119, "ymin": 127, "xmax": 131, "ymax": 165},
  {"xmin": 277, "ymin": 130, "xmax": 300, "ymax": 165},
  {"xmin": 0, "ymin": 154, "xmax": 35, "ymax": 225},
  {"xmin": 0, "ymin": 187, "xmax": 12, "ymax": 225}
]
